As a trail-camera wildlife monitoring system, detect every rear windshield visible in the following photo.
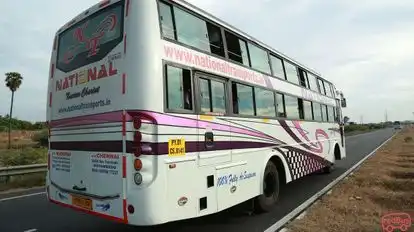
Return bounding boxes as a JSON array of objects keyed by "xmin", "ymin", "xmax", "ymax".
[{"xmin": 56, "ymin": 1, "xmax": 124, "ymax": 72}]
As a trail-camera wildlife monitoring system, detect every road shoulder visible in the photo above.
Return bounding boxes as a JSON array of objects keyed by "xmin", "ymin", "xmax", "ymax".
[{"xmin": 285, "ymin": 128, "xmax": 414, "ymax": 232}]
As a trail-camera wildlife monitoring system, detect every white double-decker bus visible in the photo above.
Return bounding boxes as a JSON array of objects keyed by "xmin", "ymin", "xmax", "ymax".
[{"xmin": 46, "ymin": 0, "xmax": 347, "ymax": 226}]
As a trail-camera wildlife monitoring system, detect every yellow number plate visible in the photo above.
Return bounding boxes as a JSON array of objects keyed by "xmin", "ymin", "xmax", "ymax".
[
  {"xmin": 72, "ymin": 195, "xmax": 92, "ymax": 210},
  {"xmin": 168, "ymin": 138, "xmax": 186, "ymax": 156}
]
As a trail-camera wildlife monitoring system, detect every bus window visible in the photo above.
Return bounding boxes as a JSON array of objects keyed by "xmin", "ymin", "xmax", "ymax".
[
  {"xmin": 298, "ymin": 69, "xmax": 309, "ymax": 88},
  {"xmin": 313, "ymin": 102, "xmax": 322, "ymax": 121},
  {"xmin": 232, "ymin": 83, "xmax": 254, "ymax": 116},
  {"xmin": 298, "ymin": 99, "xmax": 304, "ymax": 119},
  {"xmin": 285, "ymin": 95, "xmax": 300, "ymax": 119},
  {"xmin": 199, "ymin": 77, "xmax": 226, "ymax": 114},
  {"xmin": 159, "ymin": 2, "xmax": 176, "ymax": 40},
  {"xmin": 255, "ymin": 87, "xmax": 276, "ymax": 117},
  {"xmin": 303, "ymin": 100, "xmax": 313, "ymax": 120},
  {"xmin": 327, "ymin": 106, "xmax": 335, "ymax": 122},
  {"xmin": 324, "ymin": 81, "xmax": 332, "ymax": 97},
  {"xmin": 284, "ymin": 61, "xmax": 299, "ymax": 85},
  {"xmin": 247, "ymin": 43, "xmax": 271, "ymax": 74},
  {"xmin": 270, "ymin": 55, "xmax": 285, "ymax": 79},
  {"xmin": 225, "ymin": 31, "xmax": 250, "ymax": 66},
  {"xmin": 276, "ymin": 93, "xmax": 286, "ymax": 117},
  {"xmin": 172, "ymin": 6, "xmax": 225, "ymax": 57},
  {"xmin": 56, "ymin": 2, "xmax": 123, "ymax": 72},
  {"xmin": 321, "ymin": 104, "xmax": 328, "ymax": 122},
  {"xmin": 307, "ymin": 73, "xmax": 319, "ymax": 92},
  {"xmin": 173, "ymin": 7, "xmax": 211, "ymax": 53},
  {"xmin": 166, "ymin": 65, "xmax": 193, "ymax": 111},
  {"xmin": 318, "ymin": 78, "xmax": 326, "ymax": 95}
]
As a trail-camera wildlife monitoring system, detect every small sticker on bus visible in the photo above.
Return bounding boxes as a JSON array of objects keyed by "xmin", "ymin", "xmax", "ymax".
[{"xmin": 168, "ymin": 138, "xmax": 186, "ymax": 156}]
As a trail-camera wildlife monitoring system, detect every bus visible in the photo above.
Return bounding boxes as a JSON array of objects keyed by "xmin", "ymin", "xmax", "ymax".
[{"xmin": 46, "ymin": 0, "xmax": 348, "ymax": 226}]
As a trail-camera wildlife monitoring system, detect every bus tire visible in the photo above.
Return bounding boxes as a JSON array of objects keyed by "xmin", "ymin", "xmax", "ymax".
[
  {"xmin": 323, "ymin": 144, "xmax": 340, "ymax": 174},
  {"xmin": 254, "ymin": 161, "xmax": 280, "ymax": 213},
  {"xmin": 322, "ymin": 162, "xmax": 335, "ymax": 174}
]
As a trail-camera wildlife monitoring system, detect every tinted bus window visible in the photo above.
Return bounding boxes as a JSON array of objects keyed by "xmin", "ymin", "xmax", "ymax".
[{"xmin": 57, "ymin": 2, "xmax": 124, "ymax": 72}]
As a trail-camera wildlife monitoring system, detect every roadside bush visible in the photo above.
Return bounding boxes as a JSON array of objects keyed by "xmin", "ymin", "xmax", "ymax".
[
  {"xmin": 344, "ymin": 124, "xmax": 370, "ymax": 132},
  {"xmin": 404, "ymin": 136, "xmax": 413, "ymax": 143},
  {"xmin": 32, "ymin": 129, "xmax": 48, "ymax": 147},
  {"xmin": 0, "ymin": 115, "xmax": 46, "ymax": 131},
  {"xmin": 0, "ymin": 147, "xmax": 47, "ymax": 166}
]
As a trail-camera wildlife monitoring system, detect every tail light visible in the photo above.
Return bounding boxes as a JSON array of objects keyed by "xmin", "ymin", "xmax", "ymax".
[
  {"xmin": 133, "ymin": 131, "xmax": 142, "ymax": 157},
  {"xmin": 133, "ymin": 117, "xmax": 142, "ymax": 129},
  {"xmin": 127, "ymin": 112, "xmax": 158, "ymax": 186},
  {"xmin": 133, "ymin": 159, "xmax": 142, "ymax": 171},
  {"xmin": 128, "ymin": 204, "xmax": 135, "ymax": 214},
  {"xmin": 134, "ymin": 173, "xmax": 142, "ymax": 185},
  {"xmin": 134, "ymin": 131, "xmax": 142, "ymax": 142}
]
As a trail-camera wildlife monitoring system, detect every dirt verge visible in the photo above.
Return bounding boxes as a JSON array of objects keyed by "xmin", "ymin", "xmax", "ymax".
[{"xmin": 286, "ymin": 128, "xmax": 414, "ymax": 232}]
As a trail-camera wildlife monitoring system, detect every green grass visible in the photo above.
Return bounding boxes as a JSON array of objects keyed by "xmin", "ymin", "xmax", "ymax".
[
  {"xmin": 0, "ymin": 173, "xmax": 45, "ymax": 192},
  {"xmin": 0, "ymin": 147, "xmax": 47, "ymax": 192},
  {"xmin": 0, "ymin": 147, "xmax": 47, "ymax": 167}
]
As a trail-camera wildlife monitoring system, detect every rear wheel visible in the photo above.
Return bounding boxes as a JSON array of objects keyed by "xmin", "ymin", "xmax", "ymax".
[
  {"xmin": 322, "ymin": 162, "xmax": 335, "ymax": 174},
  {"xmin": 254, "ymin": 161, "xmax": 280, "ymax": 213}
]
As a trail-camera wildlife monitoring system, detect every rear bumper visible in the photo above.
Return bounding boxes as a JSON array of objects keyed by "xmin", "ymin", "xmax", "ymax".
[
  {"xmin": 47, "ymin": 183, "xmax": 128, "ymax": 224},
  {"xmin": 49, "ymin": 197, "xmax": 128, "ymax": 224}
]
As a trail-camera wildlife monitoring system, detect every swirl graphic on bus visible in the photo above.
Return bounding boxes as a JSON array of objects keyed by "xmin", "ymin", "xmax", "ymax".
[
  {"xmin": 63, "ymin": 13, "xmax": 118, "ymax": 64},
  {"xmin": 292, "ymin": 121, "xmax": 329, "ymax": 154}
]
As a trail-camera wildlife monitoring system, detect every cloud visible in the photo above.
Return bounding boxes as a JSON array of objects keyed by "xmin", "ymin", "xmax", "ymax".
[{"xmin": 0, "ymin": 0, "xmax": 413, "ymax": 123}]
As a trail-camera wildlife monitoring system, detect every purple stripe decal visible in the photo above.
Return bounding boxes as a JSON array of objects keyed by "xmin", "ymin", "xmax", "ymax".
[
  {"xmin": 49, "ymin": 140, "xmax": 278, "ymax": 154},
  {"xmin": 50, "ymin": 111, "xmax": 125, "ymax": 128},
  {"xmin": 141, "ymin": 140, "xmax": 278, "ymax": 155},
  {"xmin": 279, "ymin": 120, "xmax": 326, "ymax": 153},
  {"xmin": 50, "ymin": 110, "xmax": 276, "ymax": 142},
  {"xmin": 138, "ymin": 111, "xmax": 276, "ymax": 141}
]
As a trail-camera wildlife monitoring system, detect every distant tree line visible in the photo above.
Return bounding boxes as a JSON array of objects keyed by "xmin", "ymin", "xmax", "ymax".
[
  {"xmin": 344, "ymin": 122, "xmax": 386, "ymax": 133},
  {"xmin": 0, "ymin": 115, "xmax": 46, "ymax": 132}
]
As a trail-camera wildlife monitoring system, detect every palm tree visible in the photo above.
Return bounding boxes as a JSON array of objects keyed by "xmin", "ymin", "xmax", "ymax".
[{"xmin": 4, "ymin": 72, "xmax": 23, "ymax": 149}]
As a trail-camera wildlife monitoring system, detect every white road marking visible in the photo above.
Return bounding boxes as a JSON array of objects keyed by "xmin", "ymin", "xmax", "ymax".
[
  {"xmin": 0, "ymin": 192, "xmax": 45, "ymax": 202},
  {"xmin": 264, "ymin": 131, "xmax": 398, "ymax": 232},
  {"xmin": 296, "ymin": 211, "xmax": 307, "ymax": 220},
  {"xmin": 23, "ymin": 229, "xmax": 37, "ymax": 232}
]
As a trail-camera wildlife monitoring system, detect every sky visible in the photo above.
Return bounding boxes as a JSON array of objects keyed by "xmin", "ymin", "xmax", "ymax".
[{"xmin": 1, "ymin": 0, "xmax": 414, "ymax": 123}]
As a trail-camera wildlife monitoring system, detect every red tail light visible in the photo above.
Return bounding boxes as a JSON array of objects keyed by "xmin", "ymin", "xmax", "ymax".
[
  {"xmin": 134, "ymin": 159, "xmax": 142, "ymax": 171},
  {"xmin": 134, "ymin": 131, "xmax": 142, "ymax": 142},
  {"xmin": 128, "ymin": 204, "xmax": 135, "ymax": 214},
  {"xmin": 133, "ymin": 117, "xmax": 141, "ymax": 129}
]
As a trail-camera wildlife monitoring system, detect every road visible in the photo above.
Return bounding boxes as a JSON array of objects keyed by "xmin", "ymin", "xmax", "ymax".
[{"xmin": 0, "ymin": 128, "xmax": 396, "ymax": 232}]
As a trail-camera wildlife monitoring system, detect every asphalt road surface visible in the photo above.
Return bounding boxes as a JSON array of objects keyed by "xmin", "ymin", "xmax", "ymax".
[{"xmin": 0, "ymin": 128, "xmax": 396, "ymax": 232}]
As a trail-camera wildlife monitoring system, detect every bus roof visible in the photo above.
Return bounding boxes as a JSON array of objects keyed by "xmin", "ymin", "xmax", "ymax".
[{"xmin": 174, "ymin": 0, "xmax": 328, "ymax": 82}]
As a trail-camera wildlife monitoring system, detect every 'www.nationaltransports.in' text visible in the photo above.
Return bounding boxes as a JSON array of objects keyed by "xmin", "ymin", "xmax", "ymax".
[{"xmin": 58, "ymin": 99, "xmax": 111, "ymax": 113}]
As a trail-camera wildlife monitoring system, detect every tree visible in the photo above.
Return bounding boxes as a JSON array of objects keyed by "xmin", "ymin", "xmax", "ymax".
[
  {"xmin": 344, "ymin": 116, "xmax": 350, "ymax": 123},
  {"xmin": 5, "ymin": 72, "xmax": 23, "ymax": 149}
]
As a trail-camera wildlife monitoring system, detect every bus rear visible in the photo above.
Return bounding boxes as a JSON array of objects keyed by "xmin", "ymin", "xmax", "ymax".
[{"xmin": 46, "ymin": 0, "xmax": 129, "ymax": 223}]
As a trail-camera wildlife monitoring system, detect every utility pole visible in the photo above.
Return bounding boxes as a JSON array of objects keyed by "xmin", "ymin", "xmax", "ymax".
[{"xmin": 385, "ymin": 109, "xmax": 388, "ymax": 122}]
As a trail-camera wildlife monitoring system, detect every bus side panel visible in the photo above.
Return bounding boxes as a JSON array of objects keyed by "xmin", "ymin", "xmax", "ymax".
[
  {"xmin": 216, "ymin": 161, "xmax": 259, "ymax": 211},
  {"xmin": 165, "ymin": 159, "xmax": 199, "ymax": 221}
]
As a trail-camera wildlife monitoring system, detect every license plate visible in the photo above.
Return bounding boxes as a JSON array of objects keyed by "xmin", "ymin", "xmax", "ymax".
[{"xmin": 72, "ymin": 195, "xmax": 92, "ymax": 210}]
